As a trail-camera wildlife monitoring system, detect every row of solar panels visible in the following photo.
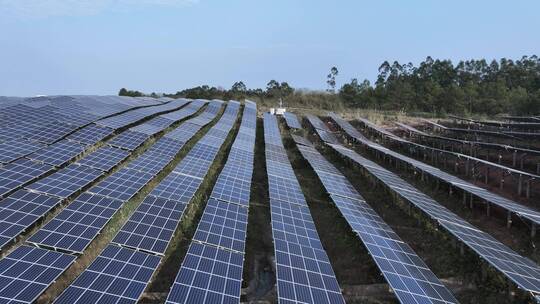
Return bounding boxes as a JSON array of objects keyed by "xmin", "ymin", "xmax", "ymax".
[
  {"xmin": 0, "ymin": 100, "xmax": 205, "ymax": 252},
  {"xmin": 324, "ymin": 113, "xmax": 540, "ymax": 298},
  {"xmin": 0, "ymin": 100, "xmax": 223, "ymax": 303},
  {"xmin": 166, "ymin": 100, "xmax": 257, "ymax": 304},
  {"xmin": 0, "ymin": 96, "xmax": 179, "ymax": 165},
  {"xmin": 332, "ymin": 113, "xmax": 540, "ymax": 232},
  {"xmin": 359, "ymin": 117, "xmax": 540, "ymax": 189},
  {"xmin": 0, "ymin": 98, "xmax": 196, "ymax": 199},
  {"xmin": 301, "ymin": 116, "xmax": 458, "ymax": 303},
  {"xmin": 263, "ymin": 113, "xmax": 346, "ymax": 304},
  {"xmin": 54, "ymin": 100, "xmax": 240, "ymax": 303},
  {"xmin": 395, "ymin": 121, "xmax": 540, "ymax": 158}
]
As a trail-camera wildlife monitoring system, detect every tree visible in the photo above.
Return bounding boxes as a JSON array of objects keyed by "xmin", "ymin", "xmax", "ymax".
[{"xmin": 326, "ymin": 66, "xmax": 339, "ymax": 93}]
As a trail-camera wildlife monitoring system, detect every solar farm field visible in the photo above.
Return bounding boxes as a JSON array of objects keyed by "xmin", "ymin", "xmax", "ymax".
[{"xmin": 2, "ymin": 96, "xmax": 540, "ymax": 304}]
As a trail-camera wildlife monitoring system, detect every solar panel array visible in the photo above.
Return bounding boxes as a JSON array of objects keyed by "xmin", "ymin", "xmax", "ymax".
[
  {"xmin": 0, "ymin": 100, "xmax": 200, "ymax": 255},
  {"xmin": 166, "ymin": 100, "xmax": 256, "ymax": 304},
  {"xmin": 305, "ymin": 114, "xmax": 340, "ymax": 145},
  {"xmin": 292, "ymin": 136, "xmax": 458, "ymax": 304},
  {"xmin": 54, "ymin": 101, "xmax": 239, "ymax": 303},
  {"xmin": 283, "ymin": 112, "xmax": 302, "ymax": 129},
  {"xmin": 0, "ymin": 246, "xmax": 76, "ymax": 304},
  {"xmin": 324, "ymin": 118, "xmax": 540, "ymax": 297},
  {"xmin": 263, "ymin": 113, "xmax": 345, "ymax": 304},
  {"xmin": 28, "ymin": 139, "xmax": 86, "ymax": 167},
  {"xmin": 27, "ymin": 101, "xmax": 218, "ymax": 255},
  {"xmin": 328, "ymin": 113, "xmax": 540, "ymax": 233},
  {"xmin": 0, "ymin": 159, "xmax": 54, "ymax": 197}
]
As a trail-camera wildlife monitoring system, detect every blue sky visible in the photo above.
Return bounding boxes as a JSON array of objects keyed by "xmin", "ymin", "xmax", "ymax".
[{"xmin": 0, "ymin": 0, "xmax": 539, "ymax": 96}]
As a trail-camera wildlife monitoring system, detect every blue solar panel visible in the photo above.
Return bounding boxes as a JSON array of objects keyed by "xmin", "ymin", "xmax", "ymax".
[
  {"xmin": 0, "ymin": 190, "xmax": 61, "ymax": 251},
  {"xmin": 87, "ymin": 168, "xmax": 153, "ymax": 202},
  {"xmin": 54, "ymin": 245, "xmax": 160, "ymax": 304},
  {"xmin": 283, "ymin": 112, "xmax": 302, "ymax": 129},
  {"xmin": 0, "ymin": 139, "xmax": 45, "ymax": 164},
  {"xmin": 28, "ymin": 139, "xmax": 86, "ymax": 167},
  {"xmin": 126, "ymin": 151, "xmax": 172, "ymax": 176},
  {"xmin": 26, "ymin": 122, "xmax": 77, "ymax": 144},
  {"xmin": 295, "ymin": 137, "xmax": 459, "ymax": 304},
  {"xmin": 28, "ymin": 193, "xmax": 123, "ymax": 253},
  {"xmin": 27, "ymin": 164, "xmax": 103, "ymax": 199},
  {"xmin": 66, "ymin": 124, "xmax": 114, "ymax": 146},
  {"xmin": 149, "ymin": 173, "xmax": 200, "ymax": 202},
  {"xmin": 263, "ymin": 113, "xmax": 346, "ymax": 304},
  {"xmin": 147, "ymin": 137, "xmax": 185, "ymax": 158},
  {"xmin": 77, "ymin": 146, "xmax": 129, "ymax": 172},
  {"xmin": 0, "ymin": 245, "xmax": 76, "ymax": 304},
  {"xmin": 112, "ymin": 196, "xmax": 186, "ymax": 255},
  {"xmin": 193, "ymin": 199, "xmax": 248, "ymax": 253},
  {"xmin": 166, "ymin": 242, "xmax": 244, "ymax": 304},
  {"xmin": 109, "ymin": 131, "xmax": 149, "ymax": 151},
  {"xmin": 0, "ymin": 159, "xmax": 54, "ymax": 197}
]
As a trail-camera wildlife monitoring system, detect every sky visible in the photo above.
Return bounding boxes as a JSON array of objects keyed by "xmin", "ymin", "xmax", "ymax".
[{"xmin": 0, "ymin": 0, "xmax": 539, "ymax": 97}]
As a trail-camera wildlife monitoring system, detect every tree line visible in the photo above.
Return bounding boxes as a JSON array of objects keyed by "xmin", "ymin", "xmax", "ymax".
[{"xmin": 119, "ymin": 55, "xmax": 540, "ymax": 115}]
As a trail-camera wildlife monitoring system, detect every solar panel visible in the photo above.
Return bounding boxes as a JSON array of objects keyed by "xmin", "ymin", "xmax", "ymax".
[
  {"xmin": 149, "ymin": 173, "xmax": 200, "ymax": 202},
  {"xmin": 77, "ymin": 146, "xmax": 130, "ymax": 172},
  {"xmin": 327, "ymin": 139, "xmax": 540, "ymax": 297},
  {"xmin": 263, "ymin": 113, "xmax": 346, "ymax": 304},
  {"xmin": 26, "ymin": 122, "xmax": 77, "ymax": 144},
  {"xmin": 67, "ymin": 124, "xmax": 114, "ymax": 146},
  {"xmin": 54, "ymin": 245, "xmax": 160, "ymax": 304},
  {"xmin": 186, "ymin": 143, "xmax": 220, "ymax": 162},
  {"xmin": 27, "ymin": 164, "xmax": 103, "ymax": 199},
  {"xmin": 165, "ymin": 123, "xmax": 203, "ymax": 142},
  {"xmin": 0, "ymin": 159, "xmax": 54, "ymax": 197},
  {"xmin": 130, "ymin": 123, "xmax": 166, "ymax": 135},
  {"xmin": 283, "ymin": 112, "xmax": 302, "ymax": 129},
  {"xmin": 0, "ymin": 245, "xmax": 76, "ymax": 304},
  {"xmin": 273, "ymin": 237, "xmax": 345, "ymax": 304},
  {"xmin": 165, "ymin": 242, "xmax": 244, "ymax": 304},
  {"xmin": 87, "ymin": 168, "xmax": 153, "ymax": 202},
  {"xmin": 28, "ymin": 193, "xmax": 123, "ymax": 253},
  {"xmin": 126, "ymin": 151, "xmax": 172, "ymax": 176},
  {"xmin": 112, "ymin": 196, "xmax": 186, "ymax": 255},
  {"xmin": 210, "ymin": 174, "xmax": 251, "ymax": 207},
  {"xmin": 295, "ymin": 137, "xmax": 459, "ymax": 304},
  {"xmin": 0, "ymin": 190, "xmax": 62, "ymax": 251},
  {"xmin": 147, "ymin": 137, "xmax": 185, "ymax": 158},
  {"xmin": 28, "ymin": 139, "xmax": 86, "ymax": 167},
  {"xmin": 268, "ymin": 175, "xmax": 307, "ymax": 206},
  {"xmin": 173, "ymin": 156, "xmax": 213, "ymax": 179},
  {"xmin": 109, "ymin": 131, "xmax": 149, "ymax": 151},
  {"xmin": 193, "ymin": 199, "xmax": 248, "ymax": 253},
  {"xmin": 0, "ymin": 139, "xmax": 45, "ymax": 163}
]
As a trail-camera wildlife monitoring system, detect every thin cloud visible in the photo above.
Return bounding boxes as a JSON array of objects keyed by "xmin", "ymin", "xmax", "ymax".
[{"xmin": 0, "ymin": 0, "xmax": 199, "ymax": 18}]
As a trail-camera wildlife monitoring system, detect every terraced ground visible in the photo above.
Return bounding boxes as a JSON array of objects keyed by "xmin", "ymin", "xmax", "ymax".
[{"xmin": 1, "ymin": 95, "xmax": 540, "ymax": 304}]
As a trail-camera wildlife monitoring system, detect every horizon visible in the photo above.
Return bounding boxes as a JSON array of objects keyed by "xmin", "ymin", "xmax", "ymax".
[{"xmin": 1, "ymin": 0, "xmax": 539, "ymax": 97}]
